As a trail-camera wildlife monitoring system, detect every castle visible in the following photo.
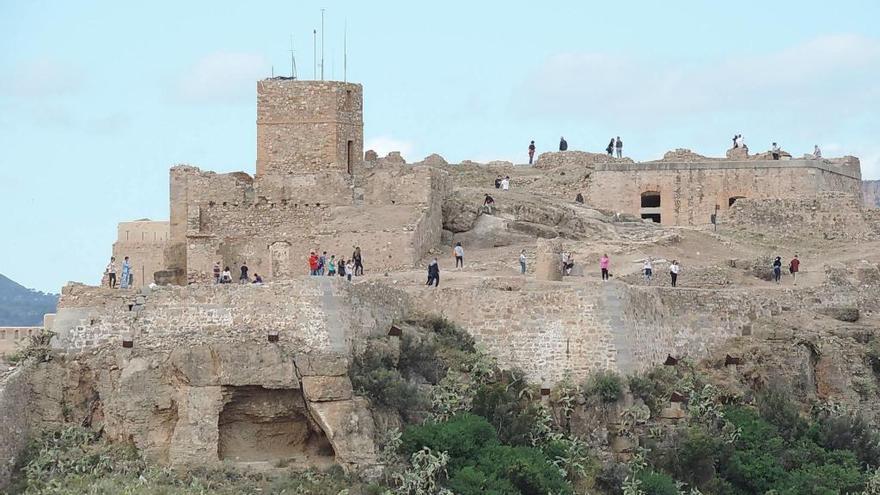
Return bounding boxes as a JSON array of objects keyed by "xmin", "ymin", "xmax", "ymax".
[{"xmin": 110, "ymin": 78, "xmax": 862, "ymax": 286}]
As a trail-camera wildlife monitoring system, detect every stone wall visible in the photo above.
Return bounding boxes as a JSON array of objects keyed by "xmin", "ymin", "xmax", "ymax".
[
  {"xmin": 721, "ymin": 192, "xmax": 878, "ymax": 240},
  {"xmin": 256, "ymin": 79, "xmax": 363, "ymax": 177},
  {"xmin": 0, "ymin": 326, "xmax": 41, "ymax": 362},
  {"xmin": 0, "ymin": 367, "xmax": 32, "ymax": 489},
  {"xmin": 864, "ymin": 180, "xmax": 880, "ymax": 208},
  {"xmin": 112, "ymin": 220, "xmax": 169, "ymax": 287},
  {"xmin": 587, "ymin": 159, "xmax": 862, "ymax": 225}
]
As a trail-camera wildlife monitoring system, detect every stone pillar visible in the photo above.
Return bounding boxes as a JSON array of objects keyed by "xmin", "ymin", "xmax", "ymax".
[{"xmin": 534, "ymin": 239, "xmax": 563, "ymax": 281}]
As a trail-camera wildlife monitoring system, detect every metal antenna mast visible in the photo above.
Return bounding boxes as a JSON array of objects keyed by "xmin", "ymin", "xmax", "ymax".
[
  {"xmin": 313, "ymin": 29, "xmax": 317, "ymax": 79},
  {"xmin": 343, "ymin": 18, "xmax": 347, "ymax": 82},
  {"xmin": 320, "ymin": 8, "xmax": 325, "ymax": 81},
  {"xmin": 289, "ymin": 35, "xmax": 298, "ymax": 79}
]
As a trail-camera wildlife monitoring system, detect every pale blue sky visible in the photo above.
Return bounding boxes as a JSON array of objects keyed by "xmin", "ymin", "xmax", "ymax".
[{"xmin": 1, "ymin": 0, "xmax": 878, "ymax": 292}]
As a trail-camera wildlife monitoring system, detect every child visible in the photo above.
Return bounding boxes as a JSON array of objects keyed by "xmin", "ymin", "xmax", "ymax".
[
  {"xmin": 338, "ymin": 258, "xmax": 346, "ymax": 277},
  {"xmin": 345, "ymin": 259, "xmax": 354, "ymax": 281}
]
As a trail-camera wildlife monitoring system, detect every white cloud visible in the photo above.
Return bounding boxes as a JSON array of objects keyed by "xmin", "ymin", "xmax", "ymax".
[
  {"xmin": 2, "ymin": 57, "xmax": 84, "ymax": 98},
  {"xmin": 364, "ymin": 136, "xmax": 415, "ymax": 160},
  {"xmin": 176, "ymin": 52, "xmax": 269, "ymax": 104},
  {"xmin": 518, "ymin": 34, "xmax": 880, "ymax": 121}
]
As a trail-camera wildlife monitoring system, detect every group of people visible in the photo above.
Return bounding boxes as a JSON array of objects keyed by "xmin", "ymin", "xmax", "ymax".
[
  {"xmin": 308, "ymin": 247, "xmax": 363, "ymax": 281},
  {"xmin": 734, "ymin": 135, "xmax": 822, "ymax": 160},
  {"xmin": 605, "ymin": 137, "xmax": 624, "ymax": 158},
  {"xmin": 104, "ymin": 256, "xmax": 132, "ymax": 289},
  {"xmin": 772, "ymin": 255, "xmax": 800, "ymax": 285},
  {"xmin": 493, "ymin": 175, "xmax": 511, "ymax": 190},
  {"xmin": 213, "ymin": 262, "xmax": 263, "ymax": 284}
]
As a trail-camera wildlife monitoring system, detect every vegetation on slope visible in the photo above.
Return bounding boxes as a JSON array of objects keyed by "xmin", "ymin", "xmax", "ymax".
[
  {"xmin": 11, "ymin": 315, "xmax": 880, "ymax": 494},
  {"xmin": 0, "ymin": 274, "xmax": 57, "ymax": 327}
]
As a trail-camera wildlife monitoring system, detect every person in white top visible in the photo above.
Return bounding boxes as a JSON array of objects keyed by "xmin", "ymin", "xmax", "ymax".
[
  {"xmin": 670, "ymin": 260, "xmax": 680, "ymax": 287},
  {"xmin": 453, "ymin": 242, "xmax": 464, "ymax": 268},
  {"xmin": 643, "ymin": 257, "xmax": 653, "ymax": 282},
  {"xmin": 813, "ymin": 145, "xmax": 822, "ymax": 159},
  {"xmin": 501, "ymin": 176, "xmax": 510, "ymax": 191},
  {"xmin": 519, "ymin": 249, "xmax": 527, "ymax": 274},
  {"xmin": 105, "ymin": 257, "xmax": 117, "ymax": 288},
  {"xmin": 221, "ymin": 267, "xmax": 232, "ymax": 284}
]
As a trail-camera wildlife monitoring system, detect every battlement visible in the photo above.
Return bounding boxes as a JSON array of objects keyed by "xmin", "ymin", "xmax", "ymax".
[{"xmin": 256, "ymin": 79, "xmax": 363, "ymax": 177}]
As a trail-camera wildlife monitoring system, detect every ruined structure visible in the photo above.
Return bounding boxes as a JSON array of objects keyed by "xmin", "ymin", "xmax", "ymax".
[
  {"xmin": 111, "ymin": 220, "xmax": 169, "ymax": 286},
  {"xmin": 162, "ymin": 79, "xmax": 446, "ymax": 285}
]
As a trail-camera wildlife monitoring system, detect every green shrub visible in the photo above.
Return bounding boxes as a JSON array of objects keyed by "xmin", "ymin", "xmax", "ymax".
[
  {"xmin": 349, "ymin": 339, "xmax": 428, "ymax": 416},
  {"xmin": 415, "ymin": 315, "xmax": 476, "ymax": 353},
  {"xmin": 867, "ymin": 339, "xmax": 880, "ymax": 375},
  {"xmin": 635, "ymin": 470, "xmax": 679, "ymax": 495},
  {"xmin": 584, "ymin": 370, "xmax": 624, "ymax": 404},
  {"xmin": 449, "ymin": 445, "xmax": 572, "ymax": 495},
  {"xmin": 471, "ymin": 374, "xmax": 540, "ymax": 446},
  {"xmin": 626, "ymin": 367, "xmax": 676, "ymax": 416},
  {"xmin": 814, "ymin": 413, "xmax": 880, "ymax": 467},
  {"xmin": 757, "ymin": 385, "xmax": 808, "ymax": 440},
  {"xmin": 651, "ymin": 426, "xmax": 723, "ymax": 487},
  {"xmin": 400, "ymin": 413, "xmax": 498, "ymax": 471}
]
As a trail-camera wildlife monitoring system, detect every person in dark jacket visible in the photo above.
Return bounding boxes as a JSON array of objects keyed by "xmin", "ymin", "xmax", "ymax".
[
  {"xmin": 426, "ymin": 258, "xmax": 440, "ymax": 287},
  {"xmin": 559, "ymin": 136, "xmax": 568, "ymax": 151},
  {"xmin": 772, "ymin": 256, "xmax": 782, "ymax": 283},
  {"xmin": 606, "ymin": 138, "xmax": 615, "ymax": 156}
]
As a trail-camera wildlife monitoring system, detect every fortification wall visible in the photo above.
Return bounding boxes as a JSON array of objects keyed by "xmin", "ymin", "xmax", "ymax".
[
  {"xmin": 0, "ymin": 367, "xmax": 31, "ymax": 489},
  {"xmin": 588, "ymin": 159, "xmax": 862, "ymax": 225},
  {"xmin": 721, "ymin": 192, "xmax": 877, "ymax": 240},
  {"xmin": 112, "ymin": 220, "xmax": 169, "ymax": 286},
  {"xmin": 0, "ymin": 327, "xmax": 41, "ymax": 362}
]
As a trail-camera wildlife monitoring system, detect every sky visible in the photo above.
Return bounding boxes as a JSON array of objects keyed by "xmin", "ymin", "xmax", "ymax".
[{"xmin": 1, "ymin": 0, "xmax": 878, "ymax": 293}]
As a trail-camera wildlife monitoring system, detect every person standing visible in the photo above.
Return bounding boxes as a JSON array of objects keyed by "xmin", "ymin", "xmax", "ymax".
[
  {"xmin": 328, "ymin": 255, "xmax": 337, "ymax": 276},
  {"xmin": 483, "ymin": 193, "xmax": 495, "ymax": 214},
  {"xmin": 318, "ymin": 251, "xmax": 327, "ymax": 275},
  {"xmin": 454, "ymin": 242, "xmax": 464, "ymax": 268},
  {"xmin": 559, "ymin": 136, "xmax": 568, "ymax": 151},
  {"xmin": 771, "ymin": 142, "xmax": 781, "ymax": 160},
  {"xmin": 501, "ymin": 176, "xmax": 510, "ymax": 191},
  {"xmin": 338, "ymin": 257, "xmax": 346, "ymax": 278},
  {"xmin": 606, "ymin": 138, "xmax": 614, "ymax": 156},
  {"xmin": 426, "ymin": 258, "xmax": 440, "ymax": 287},
  {"xmin": 643, "ymin": 257, "xmax": 653, "ymax": 283},
  {"xmin": 239, "ymin": 262, "xmax": 249, "ymax": 283},
  {"xmin": 615, "ymin": 136, "xmax": 623, "ymax": 158},
  {"xmin": 599, "ymin": 254, "xmax": 610, "ymax": 281},
  {"xmin": 670, "ymin": 260, "xmax": 680, "ymax": 287},
  {"xmin": 772, "ymin": 256, "xmax": 782, "ymax": 283},
  {"xmin": 732, "ymin": 134, "xmax": 738, "ymax": 148},
  {"xmin": 494, "ymin": 175, "xmax": 502, "ymax": 189},
  {"xmin": 352, "ymin": 247, "xmax": 363, "ymax": 276},
  {"xmin": 789, "ymin": 255, "xmax": 800, "ymax": 285},
  {"xmin": 106, "ymin": 257, "xmax": 117, "ymax": 288},
  {"xmin": 308, "ymin": 251, "xmax": 319, "ymax": 275},
  {"xmin": 221, "ymin": 266, "xmax": 232, "ymax": 283},
  {"xmin": 520, "ymin": 249, "xmax": 527, "ymax": 274},
  {"xmin": 528, "ymin": 140, "xmax": 536, "ymax": 165},
  {"xmin": 120, "ymin": 256, "xmax": 132, "ymax": 289},
  {"xmin": 213, "ymin": 261, "xmax": 221, "ymax": 284},
  {"xmin": 345, "ymin": 259, "xmax": 354, "ymax": 282}
]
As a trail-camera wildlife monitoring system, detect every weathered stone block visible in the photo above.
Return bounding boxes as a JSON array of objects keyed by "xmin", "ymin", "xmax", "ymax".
[{"xmin": 302, "ymin": 375, "xmax": 353, "ymax": 401}]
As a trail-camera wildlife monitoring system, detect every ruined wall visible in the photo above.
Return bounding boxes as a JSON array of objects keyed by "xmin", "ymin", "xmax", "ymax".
[
  {"xmin": 588, "ymin": 159, "xmax": 862, "ymax": 225},
  {"xmin": 721, "ymin": 192, "xmax": 878, "ymax": 240},
  {"xmin": 0, "ymin": 327, "xmax": 41, "ymax": 362},
  {"xmin": 256, "ymin": 79, "xmax": 363, "ymax": 177},
  {"xmin": 0, "ymin": 367, "xmax": 32, "ymax": 489},
  {"xmin": 864, "ymin": 180, "xmax": 880, "ymax": 208},
  {"xmin": 112, "ymin": 220, "xmax": 169, "ymax": 286}
]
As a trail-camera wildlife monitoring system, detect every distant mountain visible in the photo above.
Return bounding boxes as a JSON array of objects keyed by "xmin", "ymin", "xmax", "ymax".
[
  {"xmin": 864, "ymin": 180, "xmax": 880, "ymax": 208},
  {"xmin": 0, "ymin": 274, "xmax": 58, "ymax": 326}
]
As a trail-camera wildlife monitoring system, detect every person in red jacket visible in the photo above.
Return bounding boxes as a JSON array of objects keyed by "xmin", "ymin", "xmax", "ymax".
[
  {"xmin": 789, "ymin": 255, "xmax": 800, "ymax": 285},
  {"xmin": 308, "ymin": 251, "xmax": 319, "ymax": 276}
]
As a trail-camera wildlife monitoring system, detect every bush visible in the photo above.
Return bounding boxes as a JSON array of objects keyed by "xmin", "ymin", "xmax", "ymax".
[
  {"xmin": 449, "ymin": 445, "xmax": 571, "ymax": 495},
  {"xmin": 627, "ymin": 367, "xmax": 676, "ymax": 415},
  {"xmin": 416, "ymin": 315, "xmax": 476, "ymax": 354},
  {"xmin": 635, "ymin": 470, "xmax": 680, "ymax": 495},
  {"xmin": 584, "ymin": 370, "xmax": 624, "ymax": 405},
  {"xmin": 471, "ymin": 373, "xmax": 540, "ymax": 446},
  {"xmin": 400, "ymin": 413, "xmax": 498, "ymax": 471},
  {"xmin": 757, "ymin": 385, "xmax": 808, "ymax": 441},
  {"xmin": 651, "ymin": 426, "xmax": 723, "ymax": 487},
  {"xmin": 814, "ymin": 413, "xmax": 880, "ymax": 468},
  {"xmin": 349, "ymin": 339, "xmax": 428, "ymax": 416}
]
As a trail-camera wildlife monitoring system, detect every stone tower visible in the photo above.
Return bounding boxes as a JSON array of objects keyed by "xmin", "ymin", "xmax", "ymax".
[{"xmin": 256, "ymin": 78, "xmax": 364, "ymax": 177}]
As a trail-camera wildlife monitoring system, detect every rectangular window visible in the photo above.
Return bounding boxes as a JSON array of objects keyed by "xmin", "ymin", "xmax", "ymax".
[{"xmin": 346, "ymin": 140, "xmax": 353, "ymax": 175}]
